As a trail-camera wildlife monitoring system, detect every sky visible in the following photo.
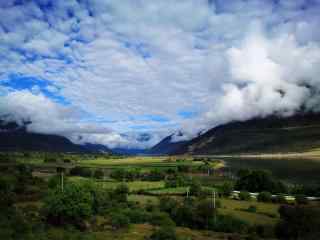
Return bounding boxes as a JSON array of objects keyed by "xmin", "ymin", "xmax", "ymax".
[{"xmin": 1, "ymin": 0, "xmax": 320, "ymax": 149}]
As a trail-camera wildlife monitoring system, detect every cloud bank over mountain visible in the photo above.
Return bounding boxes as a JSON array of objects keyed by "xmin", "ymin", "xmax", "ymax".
[{"xmin": 0, "ymin": 0, "xmax": 320, "ymax": 147}]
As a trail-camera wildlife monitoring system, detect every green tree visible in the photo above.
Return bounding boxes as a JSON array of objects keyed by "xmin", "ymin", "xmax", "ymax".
[
  {"xmin": 110, "ymin": 212, "xmax": 130, "ymax": 230},
  {"xmin": 257, "ymin": 192, "xmax": 272, "ymax": 202},
  {"xmin": 276, "ymin": 205, "xmax": 320, "ymax": 239},
  {"xmin": 239, "ymin": 191, "xmax": 251, "ymax": 201},
  {"xmin": 149, "ymin": 226, "xmax": 177, "ymax": 240},
  {"xmin": 220, "ymin": 182, "xmax": 234, "ymax": 197},
  {"xmin": 43, "ymin": 182, "xmax": 94, "ymax": 226},
  {"xmin": 196, "ymin": 199, "xmax": 216, "ymax": 229},
  {"xmin": 94, "ymin": 169, "xmax": 104, "ymax": 179},
  {"xmin": 189, "ymin": 180, "xmax": 202, "ymax": 196},
  {"xmin": 149, "ymin": 211, "xmax": 175, "ymax": 227},
  {"xmin": 113, "ymin": 183, "xmax": 129, "ymax": 202},
  {"xmin": 295, "ymin": 194, "xmax": 308, "ymax": 205}
]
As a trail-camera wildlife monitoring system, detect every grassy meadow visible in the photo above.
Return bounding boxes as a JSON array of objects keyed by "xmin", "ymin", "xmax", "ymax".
[{"xmin": 2, "ymin": 152, "xmax": 320, "ymax": 239}]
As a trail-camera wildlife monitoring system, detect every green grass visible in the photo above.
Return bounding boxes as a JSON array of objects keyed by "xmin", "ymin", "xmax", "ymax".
[
  {"xmin": 219, "ymin": 198, "xmax": 280, "ymax": 225},
  {"xmin": 80, "ymin": 156, "xmax": 167, "ymax": 165},
  {"xmin": 128, "ymin": 195, "xmax": 159, "ymax": 205},
  {"xmin": 47, "ymin": 224, "xmax": 236, "ymax": 240},
  {"xmin": 68, "ymin": 177, "xmax": 165, "ymax": 192},
  {"xmin": 78, "ymin": 156, "xmax": 202, "ymax": 169},
  {"xmin": 148, "ymin": 187, "xmax": 190, "ymax": 195},
  {"xmin": 102, "ymin": 181, "xmax": 165, "ymax": 191},
  {"xmin": 147, "ymin": 186, "xmax": 217, "ymax": 195}
]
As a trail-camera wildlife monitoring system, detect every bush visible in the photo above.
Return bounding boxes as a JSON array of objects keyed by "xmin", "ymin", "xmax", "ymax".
[
  {"xmin": 159, "ymin": 197, "xmax": 179, "ymax": 216},
  {"xmin": 149, "ymin": 211, "xmax": 175, "ymax": 227},
  {"xmin": 250, "ymin": 224, "xmax": 275, "ymax": 238},
  {"xmin": 148, "ymin": 226, "xmax": 177, "ymax": 240},
  {"xmin": 43, "ymin": 182, "xmax": 94, "ymax": 226},
  {"xmin": 220, "ymin": 182, "xmax": 234, "ymax": 197},
  {"xmin": 295, "ymin": 194, "xmax": 308, "ymax": 205},
  {"xmin": 91, "ymin": 187, "xmax": 113, "ymax": 215},
  {"xmin": 47, "ymin": 175, "xmax": 65, "ymax": 189},
  {"xmin": 246, "ymin": 205, "xmax": 257, "ymax": 213},
  {"xmin": 274, "ymin": 195, "xmax": 287, "ymax": 204},
  {"xmin": 70, "ymin": 167, "xmax": 92, "ymax": 178},
  {"xmin": 196, "ymin": 199, "xmax": 216, "ymax": 228},
  {"xmin": 257, "ymin": 192, "xmax": 272, "ymax": 202},
  {"xmin": 235, "ymin": 169, "xmax": 286, "ymax": 193},
  {"xmin": 125, "ymin": 208, "xmax": 150, "ymax": 224},
  {"xmin": 110, "ymin": 169, "xmax": 125, "ymax": 181},
  {"xmin": 211, "ymin": 215, "xmax": 249, "ymax": 234},
  {"xmin": 94, "ymin": 170, "xmax": 104, "ymax": 179},
  {"xmin": 113, "ymin": 183, "xmax": 129, "ymax": 202},
  {"xmin": 143, "ymin": 169, "xmax": 165, "ymax": 181},
  {"xmin": 239, "ymin": 191, "xmax": 251, "ymax": 201},
  {"xmin": 276, "ymin": 205, "xmax": 320, "ymax": 239},
  {"xmin": 189, "ymin": 180, "xmax": 202, "ymax": 196},
  {"xmin": 110, "ymin": 212, "xmax": 130, "ymax": 230},
  {"xmin": 0, "ymin": 176, "xmax": 17, "ymax": 210}
]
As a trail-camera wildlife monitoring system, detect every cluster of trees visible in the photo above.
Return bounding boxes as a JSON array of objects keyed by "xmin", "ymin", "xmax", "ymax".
[
  {"xmin": 41, "ymin": 178, "xmax": 256, "ymax": 237},
  {"xmin": 110, "ymin": 168, "xmax": 167, "ymax": 181},
  {"xmin": 235, "ymin": 169, "xmax": 288, "ymax": 194},
  {"xmin": 276, "ymin": 205, "xmax": 320, "ymax": 239},
  {"xmin": 69, "ymin": 167, "xmax": 105, "ymax": 180},
  {"xmin": 43, "ymin": 181, "xmax": 130, "ymax": 229},
  {"xmin": 164, "ymin": 174, "xmax": 191, "ymax": 188}
]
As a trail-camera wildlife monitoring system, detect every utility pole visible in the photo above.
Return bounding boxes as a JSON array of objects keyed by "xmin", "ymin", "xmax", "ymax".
[
  {"xmin": 212, "ymin": 189, "xmax": 216, "ymax": 225},
  {"xmin": 61, "ymin": 170, "xmax": 64, "ymax": 192},
  {"xmin": 186, "ymin": 187, "xmax": 190, "ymax": 199},
  {"xmin": 57, "ymin": 167, "xmax": 65, "ymax": 192}
]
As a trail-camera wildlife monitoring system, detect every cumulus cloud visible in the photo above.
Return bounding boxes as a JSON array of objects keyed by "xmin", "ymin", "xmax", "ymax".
[{"xmin": 0, "ymin": 0, "xmax": 320, "ymax": 147}]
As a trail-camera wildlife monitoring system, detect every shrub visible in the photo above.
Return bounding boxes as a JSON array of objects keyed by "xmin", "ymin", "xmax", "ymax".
[
  {"xmin": 110, "ymin": 212, "xmax": 130, "ymax": 230},
  {"xmin": 47, "ymin": 175, "xmax": 65, "ymax": 189},
  {"xmin": 239, "ymin": 191, "xmax": 251, "ymax": 201},
  {"xmin": 189, "ymin": 180, "xmax": 202, "ymax": 196},
  {"xmin": 0, "ymin": 175, "xmax": 17, "ymax": 210},
  {"xmin": 257, "ymin": 192, "xmax": 272, "ymax": 202},
  {"xmin": 159, "ymin": 197, "xmax": 179, "ymax": 216},
  {"xmin": 43, "ymin": 182, "xmax": 94, "ymax": 226},
  {"xmin": 44, "ymin": 157, "xmax": 57, "ymax": 163},
  {"xmin": 70, "ymin": 167, "xmax": 92, "ymax": 178},
  {"xmin": 295, "ymin": 194, "xmax": 308, "ymax": 205},
  {"xmin": 113, "ymin": 183, "xmax": 129, "ymax": 202},
  {"xmin": 274, "ymin": 195, "xmax": 287, "ymax": 204},
  {"xmin": 148, "ymin": 226, "xmax": 177, "ymax": 240},
  {"xmin": 149, "ymin": 211, "xmax": 175, "ymax": 227},
  {"xmin": 125, "ymin": 208, "xmax": 150, "ymax": 224},
  {"xmin": 211, "ymin": 215, "xmax": 249, "ymax": 234},
  {"xmin": 94, "ymin": 170, "xmax": 104, "ymax": 179},
  {"xmin": 276, "ymin": 205, "xmax": 320, "ymax": 239},
  {"xmin": 246, "ymin": 205, "xmax": 257, "ymax": 213},
  {"xmin": 91, "ymin": 187, "xmax": 112, "ymax": 215},
  {"xmin": 220, "ymin": 182, "xmax": 234, "ymax": 197},
  {"xmin": 144, "ymin": 169, "xmax": 166, "ymax": 181},
  {"xmin": 110, "ymin": 169, "xmax": 126, "ymax": 181},
  {"xmin": 174, "ymin": 203, "xmax": 195, "ymax": 227},
  {"xmin": 196, "ymin": 199, "xmax": 216, "ymax": 228},
  {"xmin": 235, "ymin": 169, "xmax": 286, "ymax": 193}
]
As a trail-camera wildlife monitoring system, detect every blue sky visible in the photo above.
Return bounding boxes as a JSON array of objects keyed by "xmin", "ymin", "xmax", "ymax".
[{"xmin": 1, "ymin": 0, "xmax": 320, "ymax": 148}]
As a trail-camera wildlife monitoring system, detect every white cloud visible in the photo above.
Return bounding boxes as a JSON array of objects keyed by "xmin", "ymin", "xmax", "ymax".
[{"xmin": 0, "ymin": 0, "xmax": 320, "ymax": 148}]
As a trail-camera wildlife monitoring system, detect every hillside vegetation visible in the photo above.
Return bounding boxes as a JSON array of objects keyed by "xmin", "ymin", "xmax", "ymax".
[{"xmin": 173, "ymin": 113, "xmax": 320, "ymax": 155}]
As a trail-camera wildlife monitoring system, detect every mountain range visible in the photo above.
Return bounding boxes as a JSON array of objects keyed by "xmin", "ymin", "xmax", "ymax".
[
  {"xmin": 0, "ymin": 120, "xmax": 110, "ymax": 153},
  {"xmin": 171, "ymin": 112, "xmax": 320, "ymax": 155},
  {"xmin": 2, "ymin": 112, "xmax": 320, "ymax": 155}
]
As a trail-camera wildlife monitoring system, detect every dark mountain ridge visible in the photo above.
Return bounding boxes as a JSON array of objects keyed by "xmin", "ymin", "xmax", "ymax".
[
  {"xmin": 0, "ymin": 120, "xmax": 110, "ymax": 153},
  {"xmin": 148, "ymin": 133, "xmax": 188, "ymax": 155},
  {"xmin": 172, "ymin": 112, "xmax": 320, "ymax": 155}
]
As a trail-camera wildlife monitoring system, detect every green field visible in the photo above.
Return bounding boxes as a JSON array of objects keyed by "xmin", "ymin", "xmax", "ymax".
[{"xmin": 219, "ymin": 198, "xmax": 280, "ymax": 225}]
